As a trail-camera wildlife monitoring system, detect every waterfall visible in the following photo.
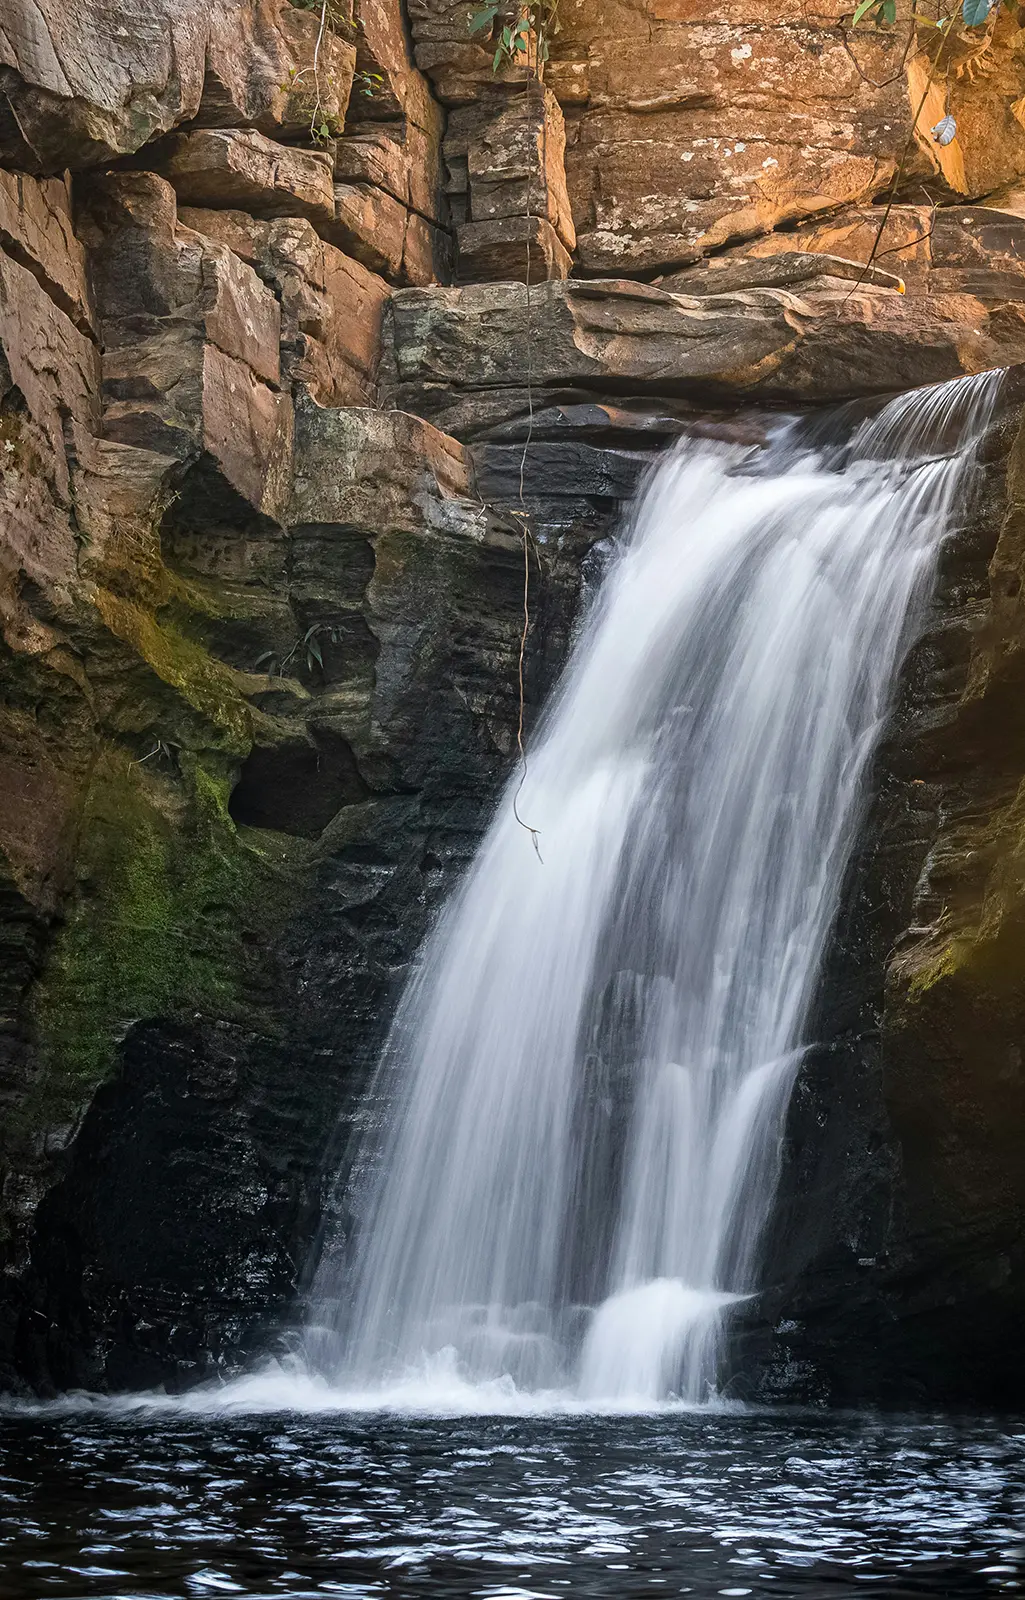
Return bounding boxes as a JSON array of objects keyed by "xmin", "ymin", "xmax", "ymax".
[{"xmin": 310, "ymin": 372, "xmax": 1001, "ymax": 1407}]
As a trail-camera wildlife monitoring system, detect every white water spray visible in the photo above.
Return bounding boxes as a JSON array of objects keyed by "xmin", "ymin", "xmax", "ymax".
[{"xmin": 310, "ymin": 373, "xmax": 1000, "ymax": 1407}]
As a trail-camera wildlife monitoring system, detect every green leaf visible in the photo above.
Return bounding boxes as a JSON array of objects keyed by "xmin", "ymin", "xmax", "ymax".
[
  {"xmin": 962, "ymin": 0, "xmax": 992, "ymax": 22},
  {"xmin": 851, "ymin": 0, "xmax": 877, "ymax": 23},
  {"xmin": 467, "ymin": 3, "xmax": 497, "ymax": 32},
  {"xmin": 880, "ymin": 0, "xmax": 896, "ymax": 20},
  {"xmin": 493, "ymin": 41, "xmax": 505, "ymax": 68},
  {"xmin": 306, "ymin": 637, "xmax": 323, "ymax": 667}
]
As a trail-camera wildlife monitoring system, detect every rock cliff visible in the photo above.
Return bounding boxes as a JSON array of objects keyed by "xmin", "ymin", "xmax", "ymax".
[{"xmin": 2, "ymin": 0, "xmax": 1025, "ymax": 1399}]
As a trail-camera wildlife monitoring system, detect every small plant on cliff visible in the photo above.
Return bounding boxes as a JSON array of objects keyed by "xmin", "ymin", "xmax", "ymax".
[
  {"xmin": 850, "ymin": 0, "xmax": 1015, "ymax": 147},
  {"xmin": 283, "ymin": 0, "xmax": 353, "ymax": 146},
  {"xmin": 353, "ymin": 69, "xmax": 386, "ymax": 97},
  {"xmin": 284, "ymin": 65, "xmax": 345, "ymax": 142},
  {"xmin": 256, "ymin": 623, "xmax": 345, "ymax": 681},
  {"xmin": 467, "ymin": 0, "xmax": 560, "ymax": 69}
]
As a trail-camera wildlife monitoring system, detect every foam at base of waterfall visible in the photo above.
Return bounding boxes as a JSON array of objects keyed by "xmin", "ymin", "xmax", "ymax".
[
  {"xmin": 578, "ymin": 1280, "xmax": 743, "ymax": 1405},
  {"xmin": 0, "ymin": 1349, "xmax": 750, "ymax": 1419}
]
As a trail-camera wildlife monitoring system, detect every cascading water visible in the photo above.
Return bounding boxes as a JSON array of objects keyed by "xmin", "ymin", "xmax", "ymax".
[{"xmin": 309, "ymin": 371, "xmax": 1001, "ymax": 1407}]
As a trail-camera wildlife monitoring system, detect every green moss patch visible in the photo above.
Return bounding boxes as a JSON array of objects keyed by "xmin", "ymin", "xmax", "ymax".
[
  {"xmin": 92, "ymin": 588, "xmax": 253, "ymax": 753},
  {"xmin": 25, "ymin": 746, "xmax": 303, "ymax": 1130}
]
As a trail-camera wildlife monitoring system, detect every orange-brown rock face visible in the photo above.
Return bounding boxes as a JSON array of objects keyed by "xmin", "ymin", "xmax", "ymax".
[
  {"xmin": 0, "ymin": 0, "xmax": 356, "ymax": 169},
  {"xmin": 546, "ymin": 0, "xmax": 1025, "ymax": 273}
]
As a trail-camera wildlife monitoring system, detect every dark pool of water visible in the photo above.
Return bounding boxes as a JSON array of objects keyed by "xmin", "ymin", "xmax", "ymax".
[{"xmin": 0, "ymin": 1405, "xmax": 1022, "ymax": 1599}]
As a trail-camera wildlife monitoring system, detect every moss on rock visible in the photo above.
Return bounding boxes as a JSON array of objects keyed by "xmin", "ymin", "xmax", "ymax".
[
  {"xmin": 91, "ymin": 588, "xmax": 253, "ymax": 753},
  {"xmin": 25, "ymin": 745, "xmax": 303, "ymax": 1133}
]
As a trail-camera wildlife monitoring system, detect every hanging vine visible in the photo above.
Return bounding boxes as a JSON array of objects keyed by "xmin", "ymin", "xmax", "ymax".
[{"xmin": 464, "ymin": 0, "xmax": 557, "ymax": 857}]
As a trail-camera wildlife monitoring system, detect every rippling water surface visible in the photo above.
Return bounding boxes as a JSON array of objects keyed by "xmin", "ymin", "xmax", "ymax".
[{"xmin": 1, "ymin": 1399, "xmax": 1022, "ymax": 1599}]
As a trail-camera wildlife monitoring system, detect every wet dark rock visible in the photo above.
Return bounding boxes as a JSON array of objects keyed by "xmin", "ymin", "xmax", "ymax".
[
  {"xmin": 228, "ymin": 732, "xmax": 369, "ymax": 838},
  {"xmin": 731, "ymin": 401, "xmax": 1025, "ymax": 1410},
  {"xmin": 471, "ymin": 441, "xmax": 654, "ymax": 502},
  {"xmin": 0, "ymin": 371, "xmax": 598, "ymax": 1392}
]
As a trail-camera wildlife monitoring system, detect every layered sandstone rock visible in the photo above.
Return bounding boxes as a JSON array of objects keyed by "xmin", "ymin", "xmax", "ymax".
[
  {"xmin": 337, "ymin": 0, "xmax": 452, "ymax": 281},
  {"xmin": 387, "ymin": 269, "xmax": 1025, "ymax": 422},
  {"xmin": 557, "ymin": 1, "xmax": 1025, "ymax": 274},
  {"xmin": 443, "ymin": 83, "xmax": 576, "ymax": 280},
  {"xmin": 0, "ymin": 1, "xmax": 570, "ymax": 1387},
  {"xmin": 0, "ymin": 0, "xmax": 356, "ymax": 169},
  {"xmin": 79, "ymin": 171, "xmax": 294, "ymax": 516},
  {"xmin": 178, "ymin": 209, "xmax": 390, "ymax": 405}
]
